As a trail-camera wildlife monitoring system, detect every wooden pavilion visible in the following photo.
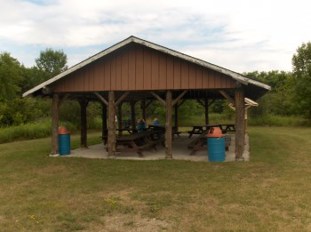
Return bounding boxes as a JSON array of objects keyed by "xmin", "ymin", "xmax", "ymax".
[{"xmin": 23, "ymin": 36, "xmax": 270, "ymax": 160}]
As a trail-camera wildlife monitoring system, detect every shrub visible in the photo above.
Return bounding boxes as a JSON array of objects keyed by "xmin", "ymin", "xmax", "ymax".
[
  {"xmin": 0, "ymin": 118, "xmax": 78, "ymax": 144},
  {"xmin": 0, "ymin": 119, "xmax": 51, "ymax": 143}
]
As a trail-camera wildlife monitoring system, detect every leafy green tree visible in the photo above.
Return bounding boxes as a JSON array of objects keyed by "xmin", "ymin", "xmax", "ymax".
[
  {"xmin": 20, "ymin": 66, "xmax": 46, "ymax": 92},
  {"xmin": 0, "ymin": 52, "xmax": 22, "ymax": 101},
  {"xmin": 292, "ymin": 42, "xmax": 311, "ymax": 118},
  {"xmin": 244, "ymin": 70, "xmax": 295, "ymax": 116},
  {"xmin": 35, "ymin": 48, "xmax": 68, "ymax": 80}
]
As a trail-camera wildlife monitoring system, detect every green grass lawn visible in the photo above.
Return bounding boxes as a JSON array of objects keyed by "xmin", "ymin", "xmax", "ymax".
[{"xmin": 0, "ymin": 127, "xmax": 311, "ymax": 231}]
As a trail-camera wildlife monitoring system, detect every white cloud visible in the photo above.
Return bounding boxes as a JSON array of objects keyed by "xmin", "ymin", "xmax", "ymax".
[{"xmin": 0, "ymin": 0, "xmax": 311, "ymax": 71}]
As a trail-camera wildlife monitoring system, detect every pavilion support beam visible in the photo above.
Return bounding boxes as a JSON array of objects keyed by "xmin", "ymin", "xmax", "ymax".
[
  {"xmin": 102, "ymin": 103, "xmax": 107, "ymax": 139},
  {"xmin": 151, "ymin": 92, "xmax": 166, "ymax": 106},
  {"xmin": 94, "ymin": 92, "xmax": 108, "ymax": 106},
  {"xmin": 219, "ymin": 90, "xmax": 234, "ymax": 105},
  {"xmin": 197, "ymin": 98, "xmax": 213, "ymax": 125},
  {"xmin": 165, "ymin": 90, "xmax": 173, "ymax": 159},
  {"xmin": 115, "ymin": 91, "xmax": 130, "ymax": 106},
  {"xmin": 51, "ymin": 93, "xmax": 59, "ymax": 155},
  {"xmin": 235, "ymin": 87, "xmax": 245, "ymax": 160},
  {"xmin": 172, "ymin": 90, "xmax": 187, "ymax": 106},
  {"xmin": 79, "ymin": 99, "xmax": 88, "ymax": 148},
  {"xmin": 130, "ymin": 101, "xmax": 136, "ymax": 130},
  {"xmin": 107, "ymin": 91, "xmax": 116, "ymax": 157}
]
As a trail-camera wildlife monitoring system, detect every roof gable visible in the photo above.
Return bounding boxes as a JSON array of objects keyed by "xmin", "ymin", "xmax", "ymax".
[{"xmin": 23, "ymin": 36, "xmax": 271, "ymax": 97}]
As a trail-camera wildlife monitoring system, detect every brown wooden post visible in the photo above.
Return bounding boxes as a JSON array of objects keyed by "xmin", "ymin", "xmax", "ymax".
[
  {"xmin": 130, "ymin": 101, "xmax": 136, "ymax": 130},
  {"xmin": 165, "ymin": 90, "xmax": 173, "ymax": 159},
  {"xmin": 79, "ymin": 99, "xmax": 88, "ymax": 148},
  {"xmin": 102, "ymin": 103, "xmax": 107, "ymax": 139},
  {"xmin": 117, "ymin": 103, "xmax": 123, "ymax": 135},
  {"xmin": 235, "ymin": 87, "xmax": 245, "ymax": 160},
  {"xmin": 107, "ymin": 91, "xmax": 116, "ymax": 157},
  {"xmin": 204, "ymin": 98, "xmax": 209, "ymax": 125},
  {"xmin": 51, "ymin": 93, "xmax": 59, "ymax": 155}
]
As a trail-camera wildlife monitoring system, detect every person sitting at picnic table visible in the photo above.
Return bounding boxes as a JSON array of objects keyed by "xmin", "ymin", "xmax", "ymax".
[
  {"xmin": 136, "ymin": 118, "xmax": 146, "ymax": 132},
  {"xmin": 152, "ymin": 118, "xmax": 160, "ymax": 126}
]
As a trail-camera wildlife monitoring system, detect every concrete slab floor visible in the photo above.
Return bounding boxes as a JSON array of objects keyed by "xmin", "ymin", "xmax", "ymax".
[{"xmin": 58, "ymin": 134, "xmax": 249, "ymax": 162}]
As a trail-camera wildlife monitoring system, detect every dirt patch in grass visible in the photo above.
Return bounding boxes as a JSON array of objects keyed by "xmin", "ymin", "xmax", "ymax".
[{"xmin": 88, "ymin": 214, "xmax": 171, "ymax": 232}]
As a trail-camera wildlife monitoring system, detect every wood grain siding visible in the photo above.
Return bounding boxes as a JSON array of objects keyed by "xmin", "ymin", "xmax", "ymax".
[
  {"xmin": 188, "ymin": 63, "xmax": 196, "ymax": 89},
  {"xmin": 121, "ymin": 52, "xmax": 129, "ymax": 90},
  {"xmin": 135, "ymin": 47, "xmax": 144, "ymax": 90},
  {"xmin": 52, "ymin": 44, "xmax": 236, "ymax": 93},
  {"xmin": 159, "ymin": 54, "xmax": 167, "ymax": 89},
  {"xmin": 128, "ymin": 49, "xmax": 136, "ymax": 89},
  {"xmin": 151, "ymin": 52, "xmax": 159, "ymax": 89},
  {"xmin": 166, "ymin": 56, "xmax": 174, "ymax": 88},
  {"xmin": 173, "ymin": 58, "xmax": 181, "ymax": 89},
  {"xmin": 143, "ymin": 48, "xmax": 152, "ymax": 89},
  {"xmin": 104, "ymin": 58, "xmax": 111, "ymax": 90},
  {"xmin": 110, "ymin": 54, "xmax": 117, "ymax": 90},
  {"xmin": 181, "ymin": 61, "xmax": 189, "ymax": 89}
]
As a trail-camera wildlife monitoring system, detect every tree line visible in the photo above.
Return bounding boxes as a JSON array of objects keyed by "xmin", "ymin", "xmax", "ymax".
[{"xmin": 0, "ymin": 42, "xmax": 310, "ymax": 128}]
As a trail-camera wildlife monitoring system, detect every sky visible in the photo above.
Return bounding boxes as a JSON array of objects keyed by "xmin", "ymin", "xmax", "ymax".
[{"xmin": 0, "ymin": 0, "xmax": 310, "ymax": 73}]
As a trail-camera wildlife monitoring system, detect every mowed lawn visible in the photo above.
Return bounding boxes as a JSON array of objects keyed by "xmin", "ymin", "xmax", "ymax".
[{"xmin": 0, "ymin": 127, "xmax": 310, "ymax": 231}]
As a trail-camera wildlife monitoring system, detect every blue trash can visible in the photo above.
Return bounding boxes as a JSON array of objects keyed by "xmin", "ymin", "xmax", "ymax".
[
  {"xmin": 207, "ymin": 137, "xmax": 225, "ymax": 162},
  {"xmin": 58, "ymin": 127, "xmax": 70, "ymax": 155}
]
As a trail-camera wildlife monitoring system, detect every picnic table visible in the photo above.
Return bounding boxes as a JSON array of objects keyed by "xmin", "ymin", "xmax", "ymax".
[
  {"xmin": 115, "ymin": 129, "xmax": 164, "ymax": 157},
  {"xmin": 187, "ymin": 124, "xmax": 235, "ymax": 138},
  {"xmin": 148, "ymin": 125, "xmax": 181, "ymax": 137},
  {"xmin": 219, "ymin": 124, "xmax": 235, "ymax": 133},
  {"xmin": 187, "ymin": 124, "xmax": 220, "ymax": 138}
]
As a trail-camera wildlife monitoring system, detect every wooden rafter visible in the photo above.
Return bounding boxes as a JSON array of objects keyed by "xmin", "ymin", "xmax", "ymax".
[
  {"xmin": 177, "ymin": 99, "xmax": 186, "ymax": 107},
  {"xmin": 94, "ymin": 92, "xmax": 108, "ymax": 106},
  {"xmin": 219, "ymin": 90, "xmax": 234, "ymax": 104},
  {"xmin": 151, "ymin": 92, "xmax": 166, "ymax": 106},
  {"xmin": 172, "ymin": 90, "xmax": 187, "ymax": 106},
  {"xmin": 115, "ymin": 91, "xmax": 130, "ymax": 106}
]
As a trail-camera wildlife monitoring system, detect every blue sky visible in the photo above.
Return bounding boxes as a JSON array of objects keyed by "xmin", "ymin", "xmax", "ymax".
[{"xmin": 1, "ymin": 0, "xmax": 311, "ymax": 72}]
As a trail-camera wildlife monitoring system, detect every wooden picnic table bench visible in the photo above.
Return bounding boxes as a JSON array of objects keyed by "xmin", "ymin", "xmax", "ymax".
[
  {"xmin": 219, "ymin": 124, "xmax": 235, "ymax": 133},
  {"xmin": 187, "ymin": 124, "xmax": 235, "ymax": 138},
  {"xmin": 148, "ymin": 125, "xmax": 181, "ymax": 137},
  {"xmin": 187, "ymin": 124, "xmax": 222, "ymax": 138},
  {"xmin": 115, "ymin": 130, "xmax": 164, "ymax": 157},
  {"xmin": 187, "ymin": 126, "xmax": 206, "ymax": 138}
]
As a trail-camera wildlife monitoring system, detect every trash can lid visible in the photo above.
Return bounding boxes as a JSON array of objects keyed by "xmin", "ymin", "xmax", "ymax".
[
  {"xmin": 58, "ymin": 126, "xmax": 69, "ymax": 134},
  {"xmin": 207, "ymin": 127, "xmax": 223, "ymax": 138}
]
